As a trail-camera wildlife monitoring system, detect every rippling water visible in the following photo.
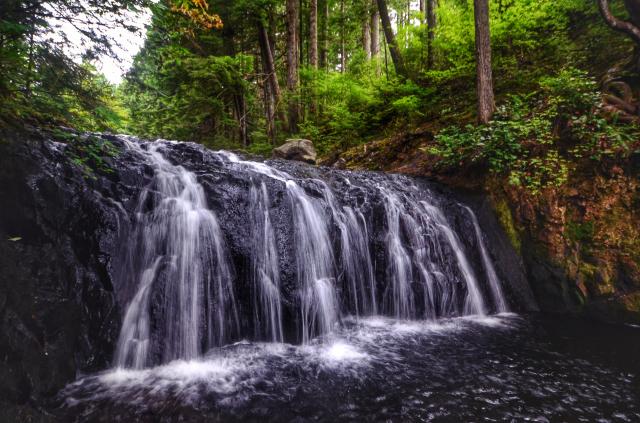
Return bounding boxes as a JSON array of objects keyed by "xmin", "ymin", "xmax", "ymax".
[{"xmin": 59, "ymin": 314, "xmax": 640, "ymax": 422}]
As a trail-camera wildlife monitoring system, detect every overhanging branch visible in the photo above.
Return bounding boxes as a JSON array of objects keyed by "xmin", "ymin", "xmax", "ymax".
[{"xmin": 598, "ymin": 0, "xmax": 640, "ymax": 45}]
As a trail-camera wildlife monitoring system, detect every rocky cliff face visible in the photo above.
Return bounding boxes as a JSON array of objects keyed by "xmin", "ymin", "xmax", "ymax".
[
  {"xmin": 490, "ymin": 166, "xmax": 640, "ymax": 323},
  {"xmin": 0, "ymin": 127, "xmax": 534, "ymax": 421},
  {"xmin": 0, "ymin": 130, "xmax": 126, "ymax": 421},
  {"xmin": 340, "ymin": 127, "xmax": 640, "ymax": 323}
]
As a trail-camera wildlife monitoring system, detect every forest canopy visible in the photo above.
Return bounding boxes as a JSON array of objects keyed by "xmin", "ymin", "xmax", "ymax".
[{"xmin": 1, "ymin": 0, "xmax": 639, "ymax": 186}]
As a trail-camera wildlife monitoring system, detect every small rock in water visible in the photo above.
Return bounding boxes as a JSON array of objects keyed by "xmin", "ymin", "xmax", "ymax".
[{"xmin": 272, "ymin": 139, "xmax": 317, "ymax": 164}]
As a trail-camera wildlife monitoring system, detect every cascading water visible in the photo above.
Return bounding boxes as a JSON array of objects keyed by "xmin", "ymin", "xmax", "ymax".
[
  {"xmin": 463, "ymin": 205, "xmax": 509, "ymax": 313},
  {"xmin": 112, "ymin": 139, "xmax": 509, "ymax": 369},
  {"xmin": 286, "ymin": 180, "xmax": 340, "ymax": 343},
  {"xmin": 114, "ymin": 142, "xmax": 239, "ymax": 369},
  {"xmin": 420, "ymin": 201, "xmax": 487, "ymax": 316},
  {"xmin": 249, "ymin": 181, "xmax": 284, "ymax": 342},
  {"xmin": 319, "ymin": 181, "xmax": 377, "ymax": 317},
  {"xmin": 337, "ymin": 206, "xmax": 377, "ymax": 317},
  {"xmin": 55, "ymin": 137, "xmax": 638, "ymax": 423},
  {"xmin": 381, "ymin": 189, "xmax": 415, "ymax": 319}
]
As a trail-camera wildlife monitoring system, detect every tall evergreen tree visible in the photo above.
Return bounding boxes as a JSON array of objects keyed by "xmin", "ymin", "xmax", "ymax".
[
  {"xmin": 376, "ymin": 0, "xmax": 406, "ymax": 78},
  {"xmin": 286, "ymin": 0, "xmax": 300, "ymax": 132},
  {"xmin": 474, "ymin": 0, "xmax": 494, "ymax": 123}
]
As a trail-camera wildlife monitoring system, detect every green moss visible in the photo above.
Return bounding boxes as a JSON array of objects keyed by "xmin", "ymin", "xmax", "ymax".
[
  {"xmin": 566, "ymin": 220, "xmax": 594, "ymax": 242},
  {"xmin": 579, "ymin": 262, "xmax": 598, "ymax": 280},
  {"xmin": 493, "ymin": 197, "xmax": 522, "ymax": 253}
]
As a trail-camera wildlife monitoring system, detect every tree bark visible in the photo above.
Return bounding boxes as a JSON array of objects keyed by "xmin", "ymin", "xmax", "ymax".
[
  {"xmin": 258, "ymin": 19, "xmax": 282, "ymax": 142},
  {"xmin": 286, "ymin": 0, "xmax": 300, "ymax": 132},
  {"xmin": 233, "ymin": 93, "xmax": 248, "ymax": 147},
  {"xmin": 598, "ymin": 0, "xmax": 640, "ymax": 45},
  {"xmin": 320, "ymin": 0, "xmax": 329, "ymax": 70},
  {"xmin": 371, "ymin": 0, "xmax": 380, "ymax": 58},
  {"xmin": 474, "ymin": 0, "xmax": 495, "ymax": 124},
  {"xmin": 258, "ymin": 21, "xmax": 282, "ymax": 102},
  {"xmin": 363, "ymin": 6, "xmax": 372, "ymax": 59},
  {"xmin": 310, "ymin": 0, "xmax": 318, "ymax": 68},
  {"xmin": 300, "ymin": 0, "xmax": 305, "ymax": 67},
  {"xmin": 25, "ymin": 30, "xmax": 35, "ymax": 98},
  {"xmin": 340, "ymin": 0, "xmax": 346, "ymax": 72},
  {"xmin": 426, "ymin": 0, "xmax": 437, "ymax": 69},
  {"xmin": 376, "ymin": 0, "xmax": 406, "ymax": 78}
]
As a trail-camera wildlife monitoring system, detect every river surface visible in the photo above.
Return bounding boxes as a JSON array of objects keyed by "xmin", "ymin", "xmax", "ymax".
[{"xmin": 59, "ymin": 313, "xmax": 640, "ymax": 422}]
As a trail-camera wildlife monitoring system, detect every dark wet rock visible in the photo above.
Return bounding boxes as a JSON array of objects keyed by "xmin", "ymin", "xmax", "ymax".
[
  {"xmin": 0, "ymin": 128, "xmax": 535, "ymax": 421},
  {"xmin": 0, "ymin": 130, "xmax": 127, "ymax": 421},
  {"xmin": 272, "ymin": 139, "xmax": 317, "ymax": 164}
]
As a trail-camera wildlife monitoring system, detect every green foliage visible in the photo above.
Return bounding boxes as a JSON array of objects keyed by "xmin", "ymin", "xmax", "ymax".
[
  {"xmin": 51, "ymin": 131, "xmax": 120, "ymax": 178},
  {"xmin": 539, "ymin": 68, "xmax": 600, "ymax": 115},
  {"xmin": 0, "ymin": 0, "xmax": 148, "ymax": 130},
  {"xmin": 2, "ymin": 0, "xmax": 636, "ymax": 166},
  {"xmin": 123, "ymin": 50, "xmax": 253, "ymax": 146},
  {"xmin": 431, "ymin": 68, "xmax": 639, "ymax": 194}
]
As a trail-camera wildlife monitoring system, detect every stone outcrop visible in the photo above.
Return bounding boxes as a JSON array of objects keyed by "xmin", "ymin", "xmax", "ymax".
[
  {"xmin": 0, "ymin": 130, "xmax": 126, "ymax": 422},
  {"xmin": 272, "ymin": 139, "xmax": 317, "ymax": 164}
]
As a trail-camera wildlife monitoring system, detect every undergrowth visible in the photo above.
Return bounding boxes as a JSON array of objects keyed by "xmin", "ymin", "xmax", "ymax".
[{"xmin": 429, "ymin": 68, "xmax": 640, "ymax": 194}]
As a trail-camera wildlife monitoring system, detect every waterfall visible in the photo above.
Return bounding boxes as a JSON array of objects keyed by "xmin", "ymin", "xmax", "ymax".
[
  {"xmin": 339, "ymin": 207, "xmax": 377, "ymax": 317},
  {"xmin": 377, "ymin": 182, "xmax": 488, "ymax": 318},
  {"xmin": 218, "ymin": 152, "xmax": 341, "ymax": 342},
  {"xmin": 109, "ymin": 139, "xmax": 510, "ymax": 368},
  {"xmin": 287, "ymin": 180, "xmax": 339, "ymax": 343},
  {"xmin": 381, "ymin": 190, "xmax": 416, "ymax": 319},
  {"xmin": 463, "ymin": 205, "xmax": 509, "ymax": 312},
  {"xmin": 249, "ymin": 181, "xmax": 284, "ymax": 342},
  {"xmin": 320, "ymin": 182, "xmax": 377, "ymax": 317},
  {"xmin": 421, "ymin": 202, "xmax": 487, "ymax": 316},
  {"xmin": 114, "ymin": 142, "xmax": 239, "ymax": 369}
]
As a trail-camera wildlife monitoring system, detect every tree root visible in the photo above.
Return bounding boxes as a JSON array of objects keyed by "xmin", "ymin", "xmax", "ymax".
[{"xmin": 602, "ymin": 80, "xmax": 640, "ymax": 123}]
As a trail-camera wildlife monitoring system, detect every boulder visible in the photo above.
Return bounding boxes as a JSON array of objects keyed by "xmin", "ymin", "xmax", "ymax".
[{"xmin": 272, "ymin": 139, "xmax": 317, "ymax": 164}]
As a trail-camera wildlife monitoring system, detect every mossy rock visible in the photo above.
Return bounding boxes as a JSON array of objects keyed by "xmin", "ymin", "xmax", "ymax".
[{"xmin": 492, "ymin": 197, "xmax": 522, "ymax": 254}]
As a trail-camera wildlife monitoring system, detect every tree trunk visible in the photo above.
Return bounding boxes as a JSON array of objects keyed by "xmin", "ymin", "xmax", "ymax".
[
  {"xmin": 474, "ymin": 0, "xmax": 495, "ymax": 124},
  {"xmin": 287, "ymin": 0, "xmax": 300, "ymax": 133},
  {"xmin": 25, "ymin": 31, "xmax": 35, "ymax": 98},
  {"xmin": 309, "ymin": 0, "xmax": 319, "ymax": 115},
  {"xmin": 310, "ymin": 0, "xmax": 318, "ymax": 68},
  {"xmin": 320, "ymin": 0, "xmax": 329, "ymax": 70},
  {"xmin": 299, "ymin": 0, "xmax": 305, "ymax": 67},
  {"xmin": 363, "ymin": 7, "xmax": 372, "ymax": 59},
  {"xmin": 371, "ymin": 0, "xmax": 380, "ymax": 58},
  {"xmin": 258, "ymin": 21, "xmax": 282, "ymax": 102},
  {"xmin": 376, "ymin": 0, "xmax": 407, "ymax": 78},
  {"xmin": 426, "ymin": 0, "xmax": 437, "ymax": 69},
  {"xmin": 233, "ymin": 93, "xmax": 248, "ymax": 147},
  {"xmin": 258, "ymin": 20, "xmax": 281, "ymax": 142},
  {"xmin": 340, "ymin": 0, "xmax": 346, "ymax": 73}
]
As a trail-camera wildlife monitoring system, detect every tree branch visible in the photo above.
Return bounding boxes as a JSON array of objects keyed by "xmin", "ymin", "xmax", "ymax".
[{"xmin": 598, "ymin": 0, "xmax": 640, "ymax": 44}]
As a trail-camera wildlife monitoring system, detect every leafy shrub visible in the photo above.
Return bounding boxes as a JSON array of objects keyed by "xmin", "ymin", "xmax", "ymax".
[
  {"xmin": 539, "ymin": 68, "xmax": 600, "ymax": 115},
  {"xmin": 431, "ymin": 68, "xmax": 639, "ymax": 194},
  {"xmin": 53, "ymin": 131, "xmax": 120, "ymax": 178}
]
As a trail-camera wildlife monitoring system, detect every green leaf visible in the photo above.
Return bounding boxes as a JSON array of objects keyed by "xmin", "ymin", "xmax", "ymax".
[{"xmin": 8, "ymin": 237, "xmax": 22, "ymax": 242}]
